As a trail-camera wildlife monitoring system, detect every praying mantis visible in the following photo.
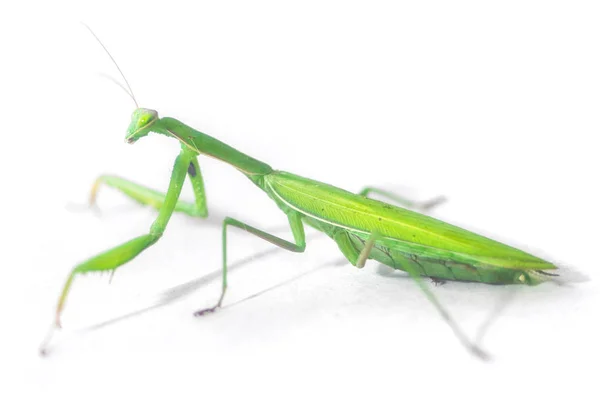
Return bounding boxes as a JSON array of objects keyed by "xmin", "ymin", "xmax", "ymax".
[{"xmin": 40, "ymin": 27, "xmax": 563, "ymax": 359}]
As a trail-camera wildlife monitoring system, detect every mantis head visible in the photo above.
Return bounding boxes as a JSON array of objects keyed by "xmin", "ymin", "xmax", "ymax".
[
  {"xmin": 82, "ymin": 24, "xmax": 151, "ymax": 144},
  {"xmin": 126, "ymin": 108, "xmax": 159, "ymax": 143}
]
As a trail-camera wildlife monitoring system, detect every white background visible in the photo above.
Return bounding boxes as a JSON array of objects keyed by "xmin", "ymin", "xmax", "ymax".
[{"xmin": 2, "ymin": 1, "xmax": 599, "ymax": 399}]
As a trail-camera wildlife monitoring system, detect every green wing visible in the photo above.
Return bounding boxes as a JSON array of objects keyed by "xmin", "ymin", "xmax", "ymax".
[{"xmin": 265, "ymin": 171, "xmax": 555, "ymax": 270}]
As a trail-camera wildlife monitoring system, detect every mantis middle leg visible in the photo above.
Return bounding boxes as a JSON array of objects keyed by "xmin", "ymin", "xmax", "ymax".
[{"xmin": 193, "ymin": 212, "xmax": 307, "ymax": 316}]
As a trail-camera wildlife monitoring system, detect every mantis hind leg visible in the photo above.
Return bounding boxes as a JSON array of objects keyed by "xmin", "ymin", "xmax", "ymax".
[
  {"xmin": 358, "ymin": 187, "xmax": 446, "ymax": 212},
  {"xmin": 193, "ymin": 212, "xmax": 307, "ymax": 316},
  {"xmin": 336, "ymin": 230, "xmax": 490, "ymax": 361},
  {"xmin": 90, "ymin": 156, "xmax": 208, "ymax": 218},
  {"xmin": 404, "ymin": 264, "xmax": 490, "ymax": 360}
]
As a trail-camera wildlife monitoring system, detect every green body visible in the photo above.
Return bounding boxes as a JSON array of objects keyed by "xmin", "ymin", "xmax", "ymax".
[
  {"xmin": 42, "ymin": 108, "xmax": 558, "ymax": 359},
  {"xmin": 263, "ymin": 171, "xmax": 554, "ymax": 285},
  {"xmin": 159, "ymin": 115, "xmax": 555, "ymax": 285}
]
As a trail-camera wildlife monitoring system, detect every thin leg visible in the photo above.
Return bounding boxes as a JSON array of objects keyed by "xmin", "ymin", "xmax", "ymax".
[
  {"xmin": 356, "ymin": 232, "xmax": 381, "ymax": 268},
  {"xmin": 341, "ymin": 230, "xmax": 489, "ymax": 361},
  {"xmin": 358, "ymin": 187, "xmax": 446, "ymax": 212},
  {"xmin": 333, "ymin": 230, "xmax": 382, "ymax": 269},
  {"xmin": 193, "ymin": 212, "xmax": 306, "ymax": 316},
  {"xmin": 401, "ymin": 263, "xmax": 489, "ymax": 360},
  {"xmin": 90, "ymin": 155, "xmax": 208, "ymax": 218},
  {"xmin": 51, "ymin": 148, "xmax": 194, "ymax": 330}
]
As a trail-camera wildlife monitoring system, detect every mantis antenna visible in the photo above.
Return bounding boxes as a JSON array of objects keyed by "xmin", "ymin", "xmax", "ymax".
[
  {"xmin": 98, "ymin": 73, "xmax": 138, "ymax": 104},
  {"xmin": 83, "ymin": 23, "xmax": 139, "ymax": 108}
]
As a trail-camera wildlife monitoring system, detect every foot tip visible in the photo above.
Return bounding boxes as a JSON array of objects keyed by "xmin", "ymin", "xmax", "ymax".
[
  {"xmin": 193, "ymin": 306, "xmax": 220, "ymax": 317},
  {"xmin": 471, "ymin": 346, "xmax": 492, "ymax": 362},
  {"xmin": 39, "ymin": 346, "xmax": 50, "ymax": 357},
  {"xmin": 193, "ymin": 308, "xmax": 214, "ymax": 317},
  {"xmin": 420, "ymin": 196, "xmax": 448, "ymax": 211}
]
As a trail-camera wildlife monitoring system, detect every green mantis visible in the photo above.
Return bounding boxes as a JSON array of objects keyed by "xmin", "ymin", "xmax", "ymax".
[{"xmin": 41, "ymin": 27, "xmax": 562, "ymax": 359}]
